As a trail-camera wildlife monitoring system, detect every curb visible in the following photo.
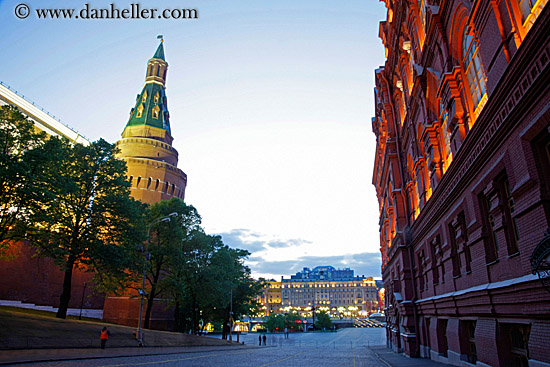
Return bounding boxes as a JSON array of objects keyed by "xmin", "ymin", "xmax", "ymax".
[{"xmin": 0, "ymin": 345, "xmax": 258, "ymax": 366}]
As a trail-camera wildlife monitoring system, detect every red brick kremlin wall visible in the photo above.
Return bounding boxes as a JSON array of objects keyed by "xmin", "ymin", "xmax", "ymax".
[{"xmin": 0, "ymin": 241, "xmax": 104, "ymax": 310}]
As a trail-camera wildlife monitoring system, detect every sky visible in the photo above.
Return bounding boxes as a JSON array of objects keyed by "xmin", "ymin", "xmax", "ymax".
[{"xmin": 0, "ymin": 0, "xmax": 387, "ymax": 280}]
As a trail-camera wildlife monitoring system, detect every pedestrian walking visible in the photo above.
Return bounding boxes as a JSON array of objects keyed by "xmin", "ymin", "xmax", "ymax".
[
  {"xmin": 262, "ymin": 334, "xmax": 266, "ymax": 346},
  {"xmin": 259, "ymin": 334, "xmax": 262, "ymax": 346},
  {"xmin": 100, "ymin": 326, "xmax": 110, "ymax": 349},
  {"xmin": 284, "ymin": 327, "xmax": 288, "ymax": 339}
]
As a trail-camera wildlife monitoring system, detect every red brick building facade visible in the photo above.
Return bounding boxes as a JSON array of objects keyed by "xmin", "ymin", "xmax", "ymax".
[{"xmin": 372, "ymin": 1, "xmax": 550, "ymax": 366}]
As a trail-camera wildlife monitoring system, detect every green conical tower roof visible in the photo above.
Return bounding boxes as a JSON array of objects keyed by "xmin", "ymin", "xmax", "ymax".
[
  {"xmin": 126, "ymin": 84, "xmax": 170, "ymax": 134},
  {"xmin": 152, "ymin": 42, "xmax": 165, "ymax": 61},
  {"xmin": 124, "ymin": 40, "xmax": 170, "ymax": 134}
]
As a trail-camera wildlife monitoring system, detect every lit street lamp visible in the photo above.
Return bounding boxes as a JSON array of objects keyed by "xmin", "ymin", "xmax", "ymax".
[{"xmin": 137, "ymin": 212, "xmax": 178, "ymax": 347}]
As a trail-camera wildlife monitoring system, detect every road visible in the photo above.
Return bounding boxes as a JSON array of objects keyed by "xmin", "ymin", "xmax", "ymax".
[{"xmin": 20, "ymin": 328, "xmax": 390, "ymax": 367}]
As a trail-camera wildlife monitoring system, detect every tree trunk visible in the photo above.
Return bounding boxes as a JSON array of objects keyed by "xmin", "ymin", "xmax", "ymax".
[
  {"xmin": 222, "ymin": 316, "xmax": 229, "ymax": 340},
  {"xmin": 144, "ymin": 284, "xmax": 156, "ymax": 329},
  {"xmin": 173, "ymin": 301, "xmax": 181, "ymax": 332},
  {"xmin": 56, "ymin": 256, "xmax": 75, "ymax": 319},
  {"xmin": 144, "ymin": 263, "xmax": 162, "ymax": 329},
  {"xmin": 191, "ymin": 296, "xmax": 198, "ymax": 334}
]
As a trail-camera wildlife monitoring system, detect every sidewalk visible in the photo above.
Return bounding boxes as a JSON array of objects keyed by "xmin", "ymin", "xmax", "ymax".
[
  {"xmin": 370, "ymin": 346, "xmax": 449, "ymax": 367},
  {"xmin": 0, "ymin": 345, "xmax": 257, "ymax": 366}
]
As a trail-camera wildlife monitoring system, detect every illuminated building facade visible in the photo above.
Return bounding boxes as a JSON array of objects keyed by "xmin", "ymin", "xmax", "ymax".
[
  {"xmin": 280, "ymin": 266, "xmax": 379, "ymax": 315},
  {"xmin": 256, "ymin": 268, "xmax": 380, "ymax": 318},
  {"xmin": 372, "ymin": 0, "xmax": 550, "ymax": 365},
  {"xmin": 256, "ymin": 280, "xmax": 282, "ymax": 316}
]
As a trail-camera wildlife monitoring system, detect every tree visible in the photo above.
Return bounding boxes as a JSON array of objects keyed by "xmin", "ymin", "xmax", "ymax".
[
  {"xmin": 264, "ymin": 312, "xmax": 303, "ymax": 333},
  {"xmin": 206, "ymin": 246, "xmax": 263, "ymax": 339},
  {"xmin": 141, "ymin": 197, "xmax": 202, "ymax": 329},
  {"xmin": 284, "ymin": 311, "xmax": 303, "ymax": 331},
  {"xmin": 264, "ymin": 313, "xmax": 286, "ymax": 332},
  {"xmin": 168, "ymin": 230, "xmax": 262, "ymax": 336},
  {"xmin": 26, "ymin": 138, "xmax": 147, "ymax": 318},
  {"xmin": 0, "ymin": 105, "xmax": 59, "ymax": 255},
  {"xmin": 315, "ymin": 310, "xmax": 333, "ymax": 330},
  {"xmin": 172, "ymin": 231, "xmax": 224, "ymax": 334}
]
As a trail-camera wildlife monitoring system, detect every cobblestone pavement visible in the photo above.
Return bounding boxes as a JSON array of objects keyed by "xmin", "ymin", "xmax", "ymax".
[{"xmin": 1, "ymin": 328, "xmax": 446, "ymax": 366}]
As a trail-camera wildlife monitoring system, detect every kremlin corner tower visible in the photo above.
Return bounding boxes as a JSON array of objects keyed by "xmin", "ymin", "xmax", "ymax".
[
  {"xmin": 116, "ymin": 39, "xmax": 187, "ymax": 204},
  {"xmin": 103, "ymin": 40, "xmax": 188, "ymax": 328}
]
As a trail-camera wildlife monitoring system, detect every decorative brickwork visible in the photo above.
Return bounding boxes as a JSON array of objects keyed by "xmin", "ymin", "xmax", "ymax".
[{"xmin": 373, "ymin": 1, "xmax": 550, "ymax": 365}]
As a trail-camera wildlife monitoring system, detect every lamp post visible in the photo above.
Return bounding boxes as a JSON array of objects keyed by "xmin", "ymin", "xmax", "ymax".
[
  {"xmin": 312, "ymin": 300, "xmax": 316, "ymax": 331},
  {"xmin": 229, "ymin": 287, "xmax": 233, "ymax": 342},
  {"xmin": 79, "ymin": 282, "xmax": 87, "ymax": 320},
  {"xmin": 137, "ymin": 212, "xmax": 178, "ymax": 347}
]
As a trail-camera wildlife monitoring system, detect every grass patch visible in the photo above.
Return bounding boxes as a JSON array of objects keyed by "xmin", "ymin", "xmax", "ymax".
[{"xmin": 0, "ymin": 306, "xmax": 102, "ymax": 322}]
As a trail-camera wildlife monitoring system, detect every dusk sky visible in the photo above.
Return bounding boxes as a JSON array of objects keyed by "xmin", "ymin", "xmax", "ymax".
[{"xmin": 0, "ymin": 0, "xmax": 387, "ymax": 280}]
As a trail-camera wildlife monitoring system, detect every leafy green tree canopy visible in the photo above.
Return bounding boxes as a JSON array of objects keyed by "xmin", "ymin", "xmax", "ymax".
[
  {"xmin": 0, "ymin": 105, "xmax": 60, "ymax": 255},
  {"xmin": 264, "ymin": 313, "xmax": 286, "ymax": 332},
  {"xmin": 26, "ymin": 138, "xmax": 147, "ymax": 318},
  {"xmin": 140, "ymin": 197, "xmax": 202, "ymax": 329},
  {"xmin": 315, "ymin": 310, "xmax": 333, "ymax": 330}
]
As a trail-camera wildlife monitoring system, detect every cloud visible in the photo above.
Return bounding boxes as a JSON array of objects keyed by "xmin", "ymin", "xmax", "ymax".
[
  {"xmin": 216, "ymin": 229, "xmax": 266, "ymax": 253},
  {"xmin": 216, "ymin": 229, "xmax": 311, "ymax": 253},
  {"xmin": 215, "ymin": 229, "xmax": 382, "ymax": 279},
  {"xmin": 247, "ymin": 252, "xmax": 382, "ymax": 279}
]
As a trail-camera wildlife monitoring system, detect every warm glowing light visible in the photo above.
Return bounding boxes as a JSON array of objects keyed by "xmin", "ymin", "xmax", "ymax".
[
  {"xmin": 443, "ymin": 152, "xmax": 453, "ymax": 174},
  {"xmin": 471, "ymin": 93, "xmax": 488, "ymax": 126}
]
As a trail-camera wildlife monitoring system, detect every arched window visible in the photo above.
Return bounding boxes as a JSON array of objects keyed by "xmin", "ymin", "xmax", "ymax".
[
  {"xmin": 154, "ymin": 92, "xmax": 159, "ymax": 104},
  {"xmin": 152, "ymin": 105, "xmax": 160, "ymax": 119},
  {"xmin": 401, "ymin": 64, "xmax": 411, "ymax": 98},
  {"xmin": 462, "ymin": 29, "xmax": 487, "ymax": 120},
  {"xmin": 439, "ymin": 99, "xmax": 453, "ymax": 171},
  {"xmin": 518, "ymin": 0, "xmax": 547, "ymax": 32},
  {"xmin": 407, "ymin": 155, "xmax": 420, "ymax": 220},
  {"xmin": 418, "ymin": 0, "xmax": 427, "ymax": 31},
  {"xmin": 142, "ymin": 91, "xmax": 147, "ymax": 103},
  {"xmin": 416, "ymin": 167, "xmax": 425, "ymax": 206}
]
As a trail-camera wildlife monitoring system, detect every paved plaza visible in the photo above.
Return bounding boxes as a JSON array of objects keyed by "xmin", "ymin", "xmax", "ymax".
[{"xmin": 0, "ymin": 328, "xmax": 448, "ymax": 367}]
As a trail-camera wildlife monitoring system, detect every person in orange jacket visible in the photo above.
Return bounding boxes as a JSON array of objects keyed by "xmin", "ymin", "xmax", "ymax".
[{"xmin": 100, "ymin": 326, "xmax": 110, "ymax": 349}]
